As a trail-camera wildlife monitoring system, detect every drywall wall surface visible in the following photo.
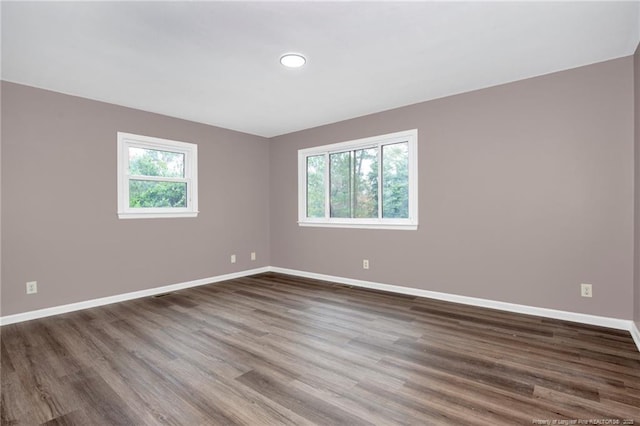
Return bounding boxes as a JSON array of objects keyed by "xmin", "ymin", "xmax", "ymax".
[
  {"xmin": 0, "ymin": 82, "xmax": 3, "ymax": 317},
  {"xmin": 635, "ymin": 43, "xmax": 640, "ymax": 330},
  {"xmin": 270, "ymin": 57, "xmax": 635, "ymax": 319},
  {"xmin": 1, "ymin": 82, "xmax": 270, "ymax": 316}
]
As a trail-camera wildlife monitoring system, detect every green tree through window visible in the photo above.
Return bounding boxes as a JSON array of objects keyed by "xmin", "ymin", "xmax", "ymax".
[
  {"xmin": 306, "ymin": 155, "xmax": 325, "ymax": 217},
  {"xmin": 118, "ymin": 132, "xmax": 198, "ymax": 219},
  {"xmin": 298, "ymin": 129, "xmax": 417, "ymax": 229},
  {"xmin": 128, "ymin": 148, "xmax": 187, "ymax": 208},
  {"xmin": 325, "ymin": 144, "xmax": 407, "ymax": 219},
  {"xmin": 328, "ymin": 148, "xmax": 379, "ymax": 218},
  {"xmin": 382, "ymin": 142, "xmax": 409, "ymax": 218}
]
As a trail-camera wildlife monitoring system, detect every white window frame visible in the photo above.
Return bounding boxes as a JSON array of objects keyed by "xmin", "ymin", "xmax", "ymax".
[
  {"xmin": 298, "ymin": 129, "xmax": 418, "ymax": 230},
  {"xmin": 117, "ymin": 132, "xmax": 198, "ymax": 219}
]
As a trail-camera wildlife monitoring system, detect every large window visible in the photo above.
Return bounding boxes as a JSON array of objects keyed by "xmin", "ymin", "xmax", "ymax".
[
  {"xmin": 298, "ymin": 129, "xmax": 418, "ymax": 230},
  {"xmin": 117, "ymin": 132, "xmax": 198, "ymax": 219}
]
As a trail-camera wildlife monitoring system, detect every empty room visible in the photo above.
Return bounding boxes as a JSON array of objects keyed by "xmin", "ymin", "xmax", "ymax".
[{"xmin": 2, "ymin": 1, "xmax": 640, "ymax": 424}]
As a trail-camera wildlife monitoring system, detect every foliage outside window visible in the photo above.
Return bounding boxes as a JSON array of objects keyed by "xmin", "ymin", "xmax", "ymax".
[
  {"xmin": 298, "ymin": 129, "xmax": 418, "ymax": 230},
  {"xmin": 117, "ymin": 132, "xmax": 198, "ymax": 219}
]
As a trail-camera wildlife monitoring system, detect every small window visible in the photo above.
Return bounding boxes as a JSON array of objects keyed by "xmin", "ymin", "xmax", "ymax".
[
  {"xmin": 117, "ymin": 132, "xmax": 198, "ymax": 219},
  {"xmin": 298, "ymin": 129, "xmax": 418, "ymax": 230}
]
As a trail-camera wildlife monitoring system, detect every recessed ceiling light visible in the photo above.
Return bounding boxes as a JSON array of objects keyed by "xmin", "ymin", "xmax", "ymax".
[{"xmin": 280, "ymin": 53, "xmax": 306, "ymax": 68}]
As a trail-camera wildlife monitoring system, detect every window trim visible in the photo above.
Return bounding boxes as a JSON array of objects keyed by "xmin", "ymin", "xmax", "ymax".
[
  {"xmin": 117, "ymin": 132, "xmax": 198, "ymax": 219},
  {"xmin": 298, "ymin": 129, "xmax": 418, "ymax": 230}
]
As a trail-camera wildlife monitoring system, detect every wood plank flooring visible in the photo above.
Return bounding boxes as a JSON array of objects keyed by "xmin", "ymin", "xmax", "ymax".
[{"xmin": 1, "ymin": 272, "xmax": 639, "ymax": 425}]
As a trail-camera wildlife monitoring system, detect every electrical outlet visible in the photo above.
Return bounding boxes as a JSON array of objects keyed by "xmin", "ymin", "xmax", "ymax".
[
  {"xmin": 26, "ymin": 281, "xmax": 37, "ymax": 294},
  {"xmin": 363, "ymin": 259, "xmax": 369, "ymax": 270},
  {"xmin": 581, "ymin": 283, "xmax": 593, "ymax": 298},
  {"xmin": 251, "ymin": 252, "xmax": 256, "ymax": 261},
  {"xmin": 231, "ymin": 254, "xmax": 236, "ymax": 264}
]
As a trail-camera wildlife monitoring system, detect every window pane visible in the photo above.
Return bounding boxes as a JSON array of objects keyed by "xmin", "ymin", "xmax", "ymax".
[
  {"xmin": 306, "ymin": 155, "xmax": 325, "ymax": 218},
  {"xmin": 330, "ymin": 151, "xmax": 351, "ymax": 217},
  {"xmin": 382, "ymin": 142, "xmax": 409, "ymax": 218},
  {"xmin": 353, "ymin": 148, "xmax": 378, "ymax": 218},
  {"xmin": 129, "ymin": 180, "xmax": 187, "ymax": 208},
  {"xmin": 129, "ymin": 147, "xmax": 184, "ymax": 178}
]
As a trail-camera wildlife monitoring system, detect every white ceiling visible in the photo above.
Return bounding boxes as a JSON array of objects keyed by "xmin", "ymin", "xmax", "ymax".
[{"xmin": 2, "ymin": 1, "xmax": 639, "ymax": 138}]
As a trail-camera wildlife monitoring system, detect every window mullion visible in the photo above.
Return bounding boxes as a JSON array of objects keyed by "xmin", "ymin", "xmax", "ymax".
[
  {"xmin": 127, "ymin": 175, "xmax": 188, "ymax": 183},
  {"xmin": 324, "ymin": 152, "xmax": 330, "ymax": 219},
  {"xmin": 349, "ymin": 150, "xmax": 354, "ymax": 218},
  {"xmin": 378, "ymin": 144, "xmax": 383, "ymax": 220}
]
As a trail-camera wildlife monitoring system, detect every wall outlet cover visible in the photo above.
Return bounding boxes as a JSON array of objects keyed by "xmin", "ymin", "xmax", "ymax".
[
  {"xmin": 580, "ymin": 283, "xmax": 593, "ymax": 298},
  {"xmin": 26, "ymin": 281, "xmax": 38, "ymax": 294}
]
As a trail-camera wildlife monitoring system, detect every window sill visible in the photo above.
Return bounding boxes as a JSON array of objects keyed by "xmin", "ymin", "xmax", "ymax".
[
  {"xmin": 118, "ymin": 211, "xmax": 199, "ymax": 219},
  {"xmin": 298, "ymin": 221, "xmax": 417, "ymax": 231}
]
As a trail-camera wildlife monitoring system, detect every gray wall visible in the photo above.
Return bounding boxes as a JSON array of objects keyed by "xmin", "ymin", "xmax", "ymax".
[
  {"xmin": 2, "ymin": 56, "xmax": 636, "ymax": 321},
  {"xmin": 1, "ymin": 82, "xmax": 270, "ymax": 316},
  {"xmin": 635, "ymin": 44, "xmax": 640, "ymax": 331},
  {"xmin": 270, "ymin": 57, "xmax": 635, "ymax": 319},
  {"xmin": 0, "ymin": 83, "xmax": 3, "ymax": 317}
]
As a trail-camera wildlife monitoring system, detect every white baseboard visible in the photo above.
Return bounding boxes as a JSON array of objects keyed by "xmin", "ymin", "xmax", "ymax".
[
  {"xmin": 0, "ymin": 267, "xmax": 270, "ymax": 326},
  {"xmin": 631, "ymin": 321, "xmax": 640, "ymax": 352},
  {"xmin": 2, "ymin": 265, "xmax": 639, "ymax": 353},
  {"xmin": 270, "ymin": 266, "xmax": 640, "ymax": 352}
]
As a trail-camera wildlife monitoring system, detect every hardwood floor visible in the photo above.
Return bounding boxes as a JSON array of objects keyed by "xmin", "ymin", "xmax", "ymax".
[{"xmin": 1, "ymin": 272, "xmax": 639, "ymax": 425}]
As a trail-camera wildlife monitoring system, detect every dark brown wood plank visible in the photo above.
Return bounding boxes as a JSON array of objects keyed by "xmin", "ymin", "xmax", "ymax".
[{"xmin": 236, "ymin": 369, "xmax": 373, "ymax": 425}]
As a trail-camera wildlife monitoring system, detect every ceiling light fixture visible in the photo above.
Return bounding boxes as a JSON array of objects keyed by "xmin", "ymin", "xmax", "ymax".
[{"xmin": 280, "ymin": 53, "xmax": 306, "ymax": 68}]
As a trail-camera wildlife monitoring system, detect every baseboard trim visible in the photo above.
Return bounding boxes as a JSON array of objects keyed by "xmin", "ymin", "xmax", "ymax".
[
  {"xmin": 0, "ymin": 266, "xmax": 270, "ymax": 326},
  {"xmin": 270, "ymin": 267, "xmax": 638, "ymax": 346},
  {"xmin": 3, "ymin": 265, "xmax": 639, "ymax": 353},
  {"xmin": 631, "ymin": 321, "xmax": 640, "ymax": 352}
]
